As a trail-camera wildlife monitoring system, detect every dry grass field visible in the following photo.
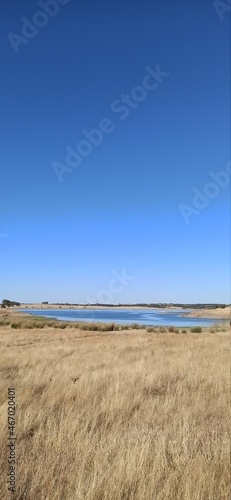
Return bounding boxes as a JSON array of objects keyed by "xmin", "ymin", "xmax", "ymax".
[{"xmin": 0, "ymin": 314, "xmax": 230, "ymax": 499}]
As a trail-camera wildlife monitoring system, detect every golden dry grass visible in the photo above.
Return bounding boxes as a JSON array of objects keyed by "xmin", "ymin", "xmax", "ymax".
[{"xmin": 0, "ymin": 320, "xmax": 230, "ymax": 500}]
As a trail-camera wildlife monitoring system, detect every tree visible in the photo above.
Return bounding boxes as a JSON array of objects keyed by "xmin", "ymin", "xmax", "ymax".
[{"xmin": 2, "ymin": 299, "xmax": 21, "ymax": 307}]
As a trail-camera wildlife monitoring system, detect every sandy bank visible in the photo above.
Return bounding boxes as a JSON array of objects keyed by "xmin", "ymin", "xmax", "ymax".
[{"xmin": 183, "ymin": 307, "xmax": 230, "ymax": 320}]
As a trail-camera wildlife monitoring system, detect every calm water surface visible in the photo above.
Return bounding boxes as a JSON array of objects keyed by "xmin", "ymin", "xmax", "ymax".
[{"xmin": 19, "ymin": 309, "xmax": 227, "ymax": 327}]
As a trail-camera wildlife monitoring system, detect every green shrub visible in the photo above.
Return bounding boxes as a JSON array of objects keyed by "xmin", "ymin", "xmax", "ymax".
[
  {"xmin": 190, "ymin": 327, "xmax": 202, "ymax": 333},
  {"xmin": 11, "ymin": 322, "xmax": 21, "ymax": 329},
  {"xmin": 182, "ymin": 329, "xmax": 187, "ymax": 334}
]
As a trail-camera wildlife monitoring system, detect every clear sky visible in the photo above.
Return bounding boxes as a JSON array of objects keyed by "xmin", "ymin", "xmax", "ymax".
[{"xmin": 0, "ymin": 0, "xmax": 230, "ymax": 304}]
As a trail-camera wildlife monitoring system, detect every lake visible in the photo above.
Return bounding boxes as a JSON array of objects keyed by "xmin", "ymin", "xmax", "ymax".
[{"xmin": 19, "ymin": 308, "xmax": 227, "ymax": 327}]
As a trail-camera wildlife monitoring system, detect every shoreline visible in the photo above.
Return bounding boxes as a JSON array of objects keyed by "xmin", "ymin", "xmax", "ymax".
[
  {"xmin": 11, "ymin": 304, "xmax": 182, "ymax": 311},
  {"xmin": 8, "ymin": 304, "xmax": 230, "ymax": 320}
]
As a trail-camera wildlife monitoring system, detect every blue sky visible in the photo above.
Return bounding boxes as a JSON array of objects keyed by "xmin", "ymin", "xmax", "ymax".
[{"xmin": 0, "ymin": 0, "xmax": 230, "ymax": 303}]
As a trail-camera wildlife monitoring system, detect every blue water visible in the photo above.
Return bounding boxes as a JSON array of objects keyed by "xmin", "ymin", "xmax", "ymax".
[{"xmin": 19, "ymin": 308, "xmax": 227, "ymax": 327}]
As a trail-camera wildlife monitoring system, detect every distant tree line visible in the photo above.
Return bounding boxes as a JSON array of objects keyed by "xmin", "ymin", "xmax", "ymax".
[
  {"xmin": 0, "ymin": 299, "xmax": 227, "ymax": 309},
  {"xmin": 52, "ymin": 302, "xmax": 228, "ymax": 309},
  {"xmin": 1, "ymin": 299, "xmax": 21, "ymax": 308}
]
